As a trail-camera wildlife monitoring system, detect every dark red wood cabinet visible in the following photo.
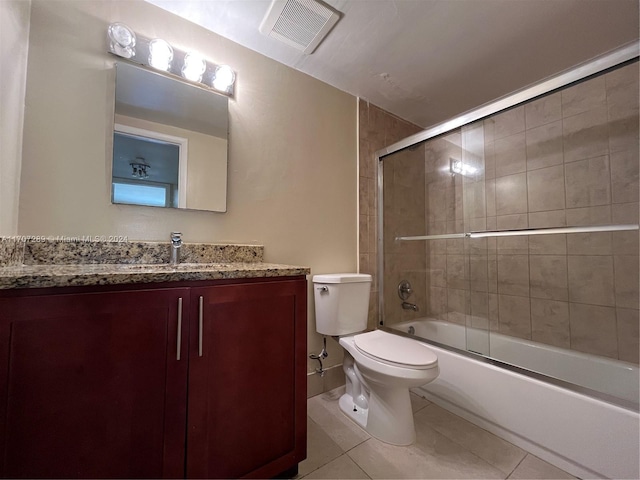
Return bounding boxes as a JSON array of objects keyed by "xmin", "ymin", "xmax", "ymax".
[{"xmin": 0, "ymin": 277, "xmax": 307, "ymax": 479}]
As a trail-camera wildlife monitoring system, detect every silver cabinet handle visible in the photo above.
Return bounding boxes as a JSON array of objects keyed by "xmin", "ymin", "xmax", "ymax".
[
  {"xmin": 198, "ymin": 296, "xmax": 204, "ymax": 357},
  {"xmin": 176, "ymin": 297, "xmax": 183, "ymax": 361}
]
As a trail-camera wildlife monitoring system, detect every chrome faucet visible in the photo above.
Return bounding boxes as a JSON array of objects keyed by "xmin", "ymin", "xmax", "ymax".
[
  {"xmin": 170, "ymin": 232, "xmax": 182, "ymax": 265},
  {"xmin": 402, "ymin": 301, "xmax": 419, "ymax": 312}
]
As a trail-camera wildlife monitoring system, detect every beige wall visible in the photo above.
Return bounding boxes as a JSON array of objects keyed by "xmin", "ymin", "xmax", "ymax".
[
  {"xmin": 0, "ymin": 0, "xmax": 31, "ymax": 236},
  {"xmin": 17, "ymin": 1, "xmax": 358, "ymax": 378}
]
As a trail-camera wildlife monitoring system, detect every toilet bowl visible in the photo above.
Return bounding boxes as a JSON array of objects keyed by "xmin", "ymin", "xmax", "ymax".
[
  {"xmin": 312, "ymin": 274, "xmax": 439, "ymax": 445},
  {"xmin": 338, "ymin": 330, "xmax": 439, "ymax": 445}
]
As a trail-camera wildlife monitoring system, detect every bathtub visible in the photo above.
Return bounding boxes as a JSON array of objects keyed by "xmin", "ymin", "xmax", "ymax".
[{"xmin": 389, "ymin": 318, "xmax": 640, "ymax": 479}]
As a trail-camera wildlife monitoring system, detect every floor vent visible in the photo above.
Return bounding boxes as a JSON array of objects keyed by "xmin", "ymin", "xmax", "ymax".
[{"xmin": 259, "ymin": 0, "xmax": 341, "ymax": 54}]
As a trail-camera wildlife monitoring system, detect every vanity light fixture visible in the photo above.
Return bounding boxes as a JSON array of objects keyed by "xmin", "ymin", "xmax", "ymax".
[
  {"xmin": 182, "ymin": 52, "xmax": 206, "ymax": 82},
  {"xmin": 107, "ymin": 22, "xmax": 237, "ymax": 96},
  {"xmin": 130, "ymin": 159, "xmax": 150, "ymax": 179},
  {"xmin": 108, "ymin": 22, "xmax": 136, "ymax": 59},
  {"xmin": 148, "ymin": 38, "xmax": 173, "ymax": 71},
  {"xmin": 211, "ymin": 65, "xmax": 236, "ymax": 94}
]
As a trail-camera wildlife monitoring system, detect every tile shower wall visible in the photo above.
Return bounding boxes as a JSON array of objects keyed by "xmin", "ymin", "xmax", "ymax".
[
  {"xmin": 418, "ymin": 61, "xmax": 639, "ymax": 364},
  {"xmin": 358, "ymin": 100, "xmax": 422, "ymax": 330}
]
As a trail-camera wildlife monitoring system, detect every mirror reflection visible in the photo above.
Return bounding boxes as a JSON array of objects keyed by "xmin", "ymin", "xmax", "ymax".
[{"xmin": 112, "ymin": 62, "xmax": 229, "ymax": 212}]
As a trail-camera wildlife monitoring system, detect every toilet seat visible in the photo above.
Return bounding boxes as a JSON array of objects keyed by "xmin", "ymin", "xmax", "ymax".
[{"xmin": 354, "ymin": 330, "xmax": 437, "ymax": 370}]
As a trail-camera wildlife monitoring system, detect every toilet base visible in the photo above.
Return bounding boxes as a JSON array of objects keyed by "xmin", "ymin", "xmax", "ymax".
[
  {"xmin": 338, "ymin": 384, "xmax": 417, "ymax": 446},
  {"xmin": 339, "ymin": 392, "xmax": 368, "ymax": 429}
]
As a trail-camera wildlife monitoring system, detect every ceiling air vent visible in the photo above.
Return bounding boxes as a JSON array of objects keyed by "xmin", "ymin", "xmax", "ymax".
[{"xmin": 259, "ymin": 0, "xmax": 341, "ymax": 54}]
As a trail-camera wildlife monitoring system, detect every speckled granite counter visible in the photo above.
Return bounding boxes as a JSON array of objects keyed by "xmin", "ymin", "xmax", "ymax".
[{"xmin": 0, "ymin": 238, "xmax": 309, "ymax": 289}]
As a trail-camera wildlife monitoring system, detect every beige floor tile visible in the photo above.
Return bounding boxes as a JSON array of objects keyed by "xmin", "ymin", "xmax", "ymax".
[
  {"xmin": 307, "ymin": 387, "xmax": 370, "ymax": 451},
  {"xmin": 347, "ymin": 426, "xmax": 505, "ymax": 479},
  {"xmin": 508, "ymin": 454, "xmax": 576, "ymax": 479},
  {"xmin": 410, "ymin": 391, "xmax": 431, "ymax": 412},
  {"xmin": 298, "ymin": 417, "xmax": 344, "ymax": 477},
  {"xmin": 302, "ymin": 454, "xmax": 371, "ymax": 479},
  {"xmin": 415, "ymin": 404, "xmax": 526, "ymax": 475}
]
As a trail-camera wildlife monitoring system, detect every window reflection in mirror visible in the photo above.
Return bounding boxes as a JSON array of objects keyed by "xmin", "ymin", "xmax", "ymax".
[{"xmin": 112, "ymin": 62, "xmax": 229, "ymax": 212}]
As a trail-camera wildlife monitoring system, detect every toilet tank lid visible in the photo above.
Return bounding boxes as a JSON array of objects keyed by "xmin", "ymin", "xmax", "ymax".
[{"xmin": 313, "ymin": 273, "xmax": 372, "ymax": 284}]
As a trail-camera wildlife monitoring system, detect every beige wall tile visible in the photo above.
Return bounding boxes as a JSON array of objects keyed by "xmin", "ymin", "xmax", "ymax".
[
  {"xmin": 613, "ymin": 231, "xmax": 639, "ymax": 255},
  {"xmin": 568, "ymin": 255, "xmax": 615, "ymax": 306},
  {"xmin": 527, "ymin": 165, "xmax": 565, "ymax": 212},
  {"xmin": 614, "ymin": 255, "xmax": 640, "ymax": 309},
  {"xmin": 610, "ymin": 148, "xmax": 639, "ymax": 204},
  {"xmin": 470, "ymin": 291, "xmax": 489, "ymax": 323},
  {"xmin": 359, "ymin": 177, "xmax": 369, "ymax": 216},
  {"xmin": 608, "ymin": 113, "xmax": 639, "ymax": 154},
  {"xmin": 497, "ymin": 237, "xmax": 529, "ymax": 255},
  {"xmin": 528, "ymin": 210, "xmax": 566, "ymax": 228},
  {"xmin": 497, "ymin": 255, "xmax": 529, "ymax": 296},
  {"xmin": 446, "ymin": 254, "xmax": 467, "ymax": 290},
  {"xmin": 429, "ymin": 254, "xmax": 447, "ymax": 288},
  {"xmin": 491, "ymin": 106, "xmax": 525, "ymax": 140},
  {"xmin": 359, "ymin": 214, "xmax": 369, "ymax": 254},
  {"xmin": 463, "ymin": 181, "xmax": 486, "ymax": 219},
  {"xmin": 529, "ymin": 234, "xmax": 567, "ymax": 255},
  {"xmin": 496, "ymin": 213, "xmax": 528, "ymax": 230},
  {"xmin": 447, "ymin": 288, "xmax": 469, "ymax": 325},
  {"xmin": 488, "ymin": 293, "xmax": 499, "ymax": 331},
  {"xmin": 606, "ymin": 62, "xmax": 639, "ymax": 122},
  {"xmin": 561, "ymin": 75, "xmax": 606, "ymax": 118},
  {"xmin": 531, "ymin": 298, "xmax": 570, "ymax": 348},
  {"xmin": 525, "ymin": 120, "xmax": 563, "ymax": 171},
  {"xmin": 428, "ymin": 287, "xmax": 448, "ymax": 320},
  {"xmin": 530, "ymin": 255, "xmax": 568, "ymax": 301},
  {"xmin": 564, "ymin": 155, "xmax": 611, "ymax": 208},
  {"xmin": 617, "ymin": 308, "xmax": 640, "ymax": 364},
  {"xmin": 495, "ymin": 132, "xmax": 526, "ymax": 177},
  {"xmin": 307, "ymin": 372, "xmax": 324, "ymax": 398},
  {"xmin": 525, "ymin": 92, "xmax": 562, "ymax": 129},
  {"xmin": 498, "ymin": 294, "xmax": 531, "ymax": 339},
  {"xmin": 612, "ymin": 202, "xmax": 639, "ymax": 223},
  {"xmin": 566, "ymin": 232, "xmax": 612, "ymax": 255},
  {"xmin": 469, "ymin": 255, "xmax": 489, "ymax": 292},
  {"xmin": 488, "ymin": 255, "xmax": 498, "ymax": 294},
  {"xmin": 495, "ymin": 173, "xmax": 528, "ymax": 215},
  {"xmin": 569, "ymin": 303, "xmax": 618, "ymax": 358},
  {"xmin": 562, "ymin": 106, "xmax": 609, "ymax": 163},
  {"xmin": 565, "ymin": 205, "xmax": 611, "ymax": 226}
]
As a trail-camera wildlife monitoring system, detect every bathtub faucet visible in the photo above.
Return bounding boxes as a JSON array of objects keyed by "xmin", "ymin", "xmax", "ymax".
[{"xmin": 401, "ymin": 301, "xmax": 419, "ymax": 312}]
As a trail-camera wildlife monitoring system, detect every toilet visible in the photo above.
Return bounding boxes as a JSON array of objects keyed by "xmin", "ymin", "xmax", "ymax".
[{"xmin": 313, "ymin": 273, "xmax": 439, "ymax": 445}]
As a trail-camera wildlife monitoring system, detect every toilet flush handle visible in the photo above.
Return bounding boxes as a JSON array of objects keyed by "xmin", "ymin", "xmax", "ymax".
[{"xmin": 317, "ymin": 286, "xmax": 329, "ymax": 293}]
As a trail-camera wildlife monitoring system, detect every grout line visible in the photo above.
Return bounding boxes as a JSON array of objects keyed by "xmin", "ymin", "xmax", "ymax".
[{"xmin": 506, "ymin": 453, "xmax": 528, "ymax": 479}]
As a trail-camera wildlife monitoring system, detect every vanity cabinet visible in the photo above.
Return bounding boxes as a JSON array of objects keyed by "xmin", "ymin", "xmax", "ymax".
[{"xmin": 0, "ymin": 277, "xmax": 307, "ymax": 479}]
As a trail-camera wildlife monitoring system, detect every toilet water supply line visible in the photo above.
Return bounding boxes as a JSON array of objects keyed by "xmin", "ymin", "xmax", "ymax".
[{"xmin": 310, "ymin": 337, "xmax": 329, "ymax": 376}]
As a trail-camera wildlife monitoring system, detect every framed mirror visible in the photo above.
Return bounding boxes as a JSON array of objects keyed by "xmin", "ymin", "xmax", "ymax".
[{"xmin": 112, "ymin": 62, "xmax": 228, "ymax": 212}]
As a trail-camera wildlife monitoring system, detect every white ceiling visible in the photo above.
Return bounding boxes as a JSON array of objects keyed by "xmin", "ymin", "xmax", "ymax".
[{"xmin": 146, "ymin": 0, "xmax": 638, "ymax": 128}]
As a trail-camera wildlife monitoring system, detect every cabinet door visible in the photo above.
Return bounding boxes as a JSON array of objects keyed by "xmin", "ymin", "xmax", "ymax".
[
  {"xmin": 0, "ymin": 288, "xmax": 190, "ymax": 479},
  {"xmin": 187, "ymin": 279, "xmax": 307, "ymax": 479}
]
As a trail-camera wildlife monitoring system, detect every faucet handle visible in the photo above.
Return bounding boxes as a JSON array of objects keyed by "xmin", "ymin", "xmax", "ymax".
[{"xmin": 170, "ymin": 232, "xmax": 182, "ymax": 245}]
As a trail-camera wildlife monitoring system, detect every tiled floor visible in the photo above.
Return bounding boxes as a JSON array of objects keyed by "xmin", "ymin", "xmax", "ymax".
[{"xmin": 298, "ymin": 387, "xmax": 577, "ymax": 479}]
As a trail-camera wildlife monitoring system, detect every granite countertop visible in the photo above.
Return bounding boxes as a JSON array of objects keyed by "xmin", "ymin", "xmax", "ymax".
[
  {"xmin": 0, "ymin": 237, "xmax": 310, "ymax": 290},
  {"xmin": 0, "ymin": 262, "xmax": 310, "ymax": 290}
]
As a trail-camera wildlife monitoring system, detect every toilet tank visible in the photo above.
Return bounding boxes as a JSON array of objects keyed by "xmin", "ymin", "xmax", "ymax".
[{"xmin": 313, "ymin": 273, "xmax": 372, "ymax": 336}]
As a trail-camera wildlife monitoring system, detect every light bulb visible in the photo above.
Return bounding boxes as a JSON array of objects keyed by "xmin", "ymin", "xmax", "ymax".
[
  {"xmin": 182, "ymin": 52, "xmax": 206, "ymax": 82},
  {"xmin": 148, "ymin": 39, "xmax": 173, "ymax": 71},
  {"xmin": 212, "ymin": 65, "xmax": 235, "ymax": 92},
  {"xmin": 108, "ymin": 22, "xmax": 136, "ymax": 58}
]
